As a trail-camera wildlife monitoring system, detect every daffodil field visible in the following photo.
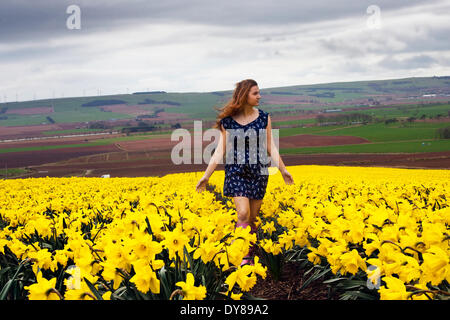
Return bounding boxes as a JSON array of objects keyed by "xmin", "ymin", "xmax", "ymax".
[{"xmin": 0, "ymin": 165, "xmax": 449, "ymax": 300}]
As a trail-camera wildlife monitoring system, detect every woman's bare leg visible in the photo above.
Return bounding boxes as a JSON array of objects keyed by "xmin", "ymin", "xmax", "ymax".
[
  {"xmin": 249, "ymin": 199, "xmax": 263, "ymax": 229},
  {"xmin": 233, "ymin": 196, "xmax": 250, "ymax": 225},
  {"xmin": 233, "ymin": 196, "xmax": 255, "ymax": 265}
]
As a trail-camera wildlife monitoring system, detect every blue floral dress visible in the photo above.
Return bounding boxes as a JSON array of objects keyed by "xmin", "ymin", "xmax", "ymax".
[{"xmin": 220, "ymin": 108, "xmax": 270, "ymax": 200}]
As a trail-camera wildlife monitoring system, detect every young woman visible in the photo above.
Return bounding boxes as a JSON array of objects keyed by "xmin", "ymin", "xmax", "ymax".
[{"xmin": 196, "ymin": 79, "xmax": 294, "ymax": 265}]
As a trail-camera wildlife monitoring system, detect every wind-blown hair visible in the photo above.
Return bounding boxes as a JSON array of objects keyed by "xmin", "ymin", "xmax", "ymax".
[{"xmin": 212, "ymin": 79, "xmax": 258, "ymax": 129}]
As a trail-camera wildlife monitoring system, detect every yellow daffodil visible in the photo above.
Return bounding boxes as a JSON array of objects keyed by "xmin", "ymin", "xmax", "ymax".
[
  {"xmin": 130, "ymin": 259, "xmax": 160, "ymax": 294},
  {"xmin": 161, "ymin": 225, "xmax": 190, "ymax": 260},
  {"xmin": 340, "ymin": 249, "xmax": 367, "ymax": 275},
  {"xmin": 261, "ymin": 221, "xmax": 276, "ymax": 235},
  {"xmin": 225, "ymin": 265, "xmax": 257, "ymax": 292},
  {"xmin": 193, "ymin": 239, "xmax": 222, "ymax": 264},
  {"xmin": 421, "ymin": 245, "xmax": 449, "ymax": 285},
  {"xmin": 1, "ymin": 166, "xmax": 449, "ymax": 300},
  {"xmin": 64, "ymin": 276, "xmax": 99, "ymax": 300},
  {"xmin": 24, "ymin": 272, "xmax": 61, "ymax": 300},
  {"xmin": 175, "ymin": 273, "xmax": 206, "ymax": 300},
  {"xmin": 379, "ymin": 276, "xmax": 410, "ymax": 300}
]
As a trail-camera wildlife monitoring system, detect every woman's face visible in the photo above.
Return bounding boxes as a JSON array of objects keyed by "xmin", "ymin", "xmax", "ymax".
[{"xmin": 247, "ymin": 85, "xmax": 261, "ymax": 106}]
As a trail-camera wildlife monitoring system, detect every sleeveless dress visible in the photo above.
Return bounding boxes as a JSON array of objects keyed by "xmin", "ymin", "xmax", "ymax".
[{"xmin": 220, "ymin": 108, "xmax": 270, "ymax": 200}]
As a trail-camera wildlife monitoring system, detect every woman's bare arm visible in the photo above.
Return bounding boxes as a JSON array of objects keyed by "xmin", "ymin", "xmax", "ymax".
[
  {"xmin": 202, "ymin": 124, "xmax": 227, "ymax": 179},
  {"xmin": 266, "ymin": 115, "xmax": 288, "ymax": 174}
]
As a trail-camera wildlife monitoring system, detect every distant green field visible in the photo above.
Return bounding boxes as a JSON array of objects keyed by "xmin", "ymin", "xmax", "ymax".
[
  {"xmin": 0, "ymin": 142, "xmax": 106, "ymax": 154},
  {"xmin": 42, "ymin": 128, "xmax": 110, "ymax": 135},
  {"xmin": 280, "ymin": 139, "xmax": 450, "ymax": 154},
  {"xmin": 1, "ymin": 76, "xmax": 449, "ymax": 127},
  {"xmin": 1, "ymin": 76, "xmax": 449, "ymax": 159},
  {"xmin": 278, "ymin": 121, "xmax": 450, "ymax": 142},
  {"xmin": 0, "ymin": 131, "xmax": 174, "ymax": 154},
  {"xmin": 275, "ymin": 120, "xmax": 450, "ymax": 154},
  {"xmin": 338, "ymin": 103, "xmax": 450, "ymax": 119},
  {"xmin": 0, "ymin": 167, "xmax": 28, "ymax": 179},
  {"xmin": 0, "ymin": 92, "xmax": 229, "ymax": 126},
  {"xmin": 267, "ymin": 76, "xmax": 450, "ymax": 103},
  {"xmin": 272, "ymin": 118, "xmax": 316, "ymax": 126},
  {"xmin": 2, "ymin": 120, "xmax": 449, "ymax": 155}
]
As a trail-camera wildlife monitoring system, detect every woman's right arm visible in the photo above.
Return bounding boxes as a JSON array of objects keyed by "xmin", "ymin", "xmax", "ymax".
[{"xmin": 202, "ymin": 124, "xmax": 227, "ymax": 179}]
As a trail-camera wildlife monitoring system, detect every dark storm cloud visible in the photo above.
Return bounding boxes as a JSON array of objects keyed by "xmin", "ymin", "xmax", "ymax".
[{"xmin": 0, "ymin": 0, "xmax": 441, "ymax": 44}]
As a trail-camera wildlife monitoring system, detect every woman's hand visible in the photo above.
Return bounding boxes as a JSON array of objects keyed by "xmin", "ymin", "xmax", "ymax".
[
  {"xmin": 281, "ymin": 169, "xmax": 294, "ymax": 185},
  {"xmin": 196, "ymin": 175, "xmax": 209, "ymax": 193}
]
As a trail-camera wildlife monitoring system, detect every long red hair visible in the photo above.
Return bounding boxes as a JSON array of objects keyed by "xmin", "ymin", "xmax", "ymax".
[{"xmin": 212, "ymin": 79, "xmax": 258, "ymax": 129}]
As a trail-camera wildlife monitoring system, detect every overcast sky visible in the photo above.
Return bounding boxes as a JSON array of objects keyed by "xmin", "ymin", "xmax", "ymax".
[{"xmin": 1, "ymin": 0, "xmax": 449, "ymax": 102}]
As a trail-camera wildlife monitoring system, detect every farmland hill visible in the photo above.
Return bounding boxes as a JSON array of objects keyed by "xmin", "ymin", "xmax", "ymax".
[
  {"xmin": 1, "ymin": 76, "xmax": 449, "ymax": 135},
  {"xmin": 0, "ymin": 76, "xmax": 449, "ymax": 178}
]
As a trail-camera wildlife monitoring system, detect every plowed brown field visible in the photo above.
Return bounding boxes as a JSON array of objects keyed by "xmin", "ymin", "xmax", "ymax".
[{"xmin": 1, "ymin": 132, "xmax": 449, "ymax": 179}]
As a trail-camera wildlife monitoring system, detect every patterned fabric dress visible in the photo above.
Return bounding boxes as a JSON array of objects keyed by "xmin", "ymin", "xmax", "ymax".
[{"xmin": 220, "ymin": 108, "xmax": 270, "ymax": 200}]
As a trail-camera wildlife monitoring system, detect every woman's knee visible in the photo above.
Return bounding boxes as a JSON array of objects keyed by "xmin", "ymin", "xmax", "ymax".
[{"xmin": 236, "ymin": 207, "xmax": 250, "ymax": 222}]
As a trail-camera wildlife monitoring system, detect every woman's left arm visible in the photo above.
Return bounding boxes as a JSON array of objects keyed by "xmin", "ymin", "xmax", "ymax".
[{"xmin": 266, "ymin": 115, "xmax": 288, "ymax": 174}]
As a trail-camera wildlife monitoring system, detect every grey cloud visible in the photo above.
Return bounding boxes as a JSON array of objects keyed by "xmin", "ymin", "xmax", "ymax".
[
  {"xmin": 317, "ymin": 24, "xmax": 450, "ymax": 60},
  {"xmin": 0, "ymin": 0, "xmax": 448, "ymax": 101},
  {"xmin": 0, "ymin": 0, "xmax": 442, "ymax": 44},
  {"xmin": 317, "ymin": 38, "xmax": 366, "ymax": 58},
  {"xmin": 378, "ymin": 54, "xmax": 438, "ymax": 70},
  {"xmin": 400, "ymin": 26, "xmax": 450, "ymax": 53},
  {"xmin": 0, "ymin": 43, "xmax": 78, "ymax": 62},
  {"xmin": 340, "ymin": 60, "xmax": 368, "ymax": 74}
]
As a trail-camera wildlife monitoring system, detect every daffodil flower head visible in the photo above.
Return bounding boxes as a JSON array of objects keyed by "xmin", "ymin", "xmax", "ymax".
[
  {"xmin": 24, "ymin": 272, "xmax": 61, "ymax": 300},
  {"xmin": 175, "ymin": 273, "xmax": 206, "ymax": 300}
]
